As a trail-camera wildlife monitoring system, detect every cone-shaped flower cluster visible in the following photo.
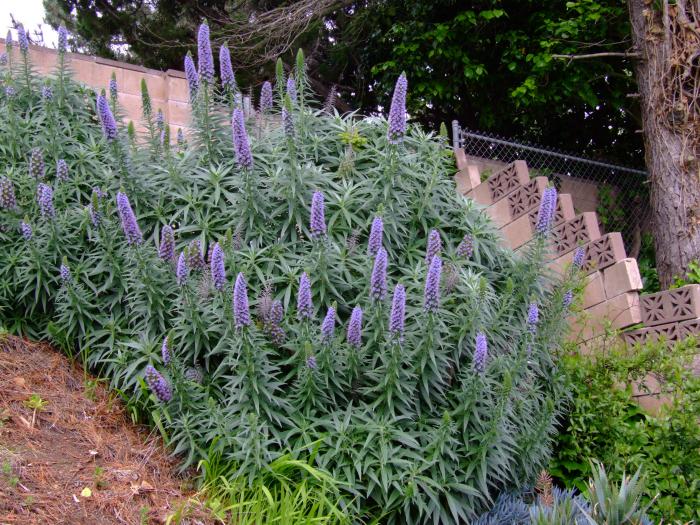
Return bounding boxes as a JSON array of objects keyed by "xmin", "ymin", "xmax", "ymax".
[
  {"xmin": 425, "ymin": 229, "xmax": 442, "ymax": 263},
  {"xmin": 41, "ymin": 85, "xmax": 53, "ymax": 100},
  {"xmin": 197, "ymin": 22, "xmax": 215, "ymax": 84},
  {"xmin": 473, "ymin": 332, "xmax": 488, "ymax": 374},
  {"xmin": 116, "ymin": 191, "xmax": 142, "ymax": 245},
  {"xmin": 563, "ymin": 290, "xmax": 573, "ymax": 309},
  {"xmin": 286, "ymin": 75, "xmax": 297, "ymax": 102},
  {"xmin": 347, "ymin": 305, "xmax": 363, "ymax": 348},
  {"xmin": 367, "ymin": 216, "xmax": 383, "ymax": 257},
  {"xmin": 282, "ymin": 106, "xmax": 294, "ymax": 138},
  {"xmin": 370, "ymin": 247, "xmax": 388, "ymax": 301},
  {"xmin": 97, "ymin": 94, "xmax": 118, "ymax": 141},
  {"xmin": 233, "ymin": 272, "xmax": 251, "ymax": 329},
  {"xmin": 572, "ymin": 246, "xmax": 585, "ymax": 269},
  {"xmin": 144, "ymin": 365, "xmax": 172, "ymax": 403},
  {"xmin": 156, "ymin": 109, "xmax": 164, "ymax": 132},
  {"xmin": 57, "ymin": 25, "xmax": 67, "ymax": 55},
  {"xmin": 37, "ymin": 183, "xmax": 55, "ymax": 219},
  {"xmin": 4, "ymin": 31, "xmax": 11, "ymax": 51},
  {"xmin": 0, "ymin": 176, "xmax": 17, "ymax": 209},
  {"xmin": 231, "ymin": 108, "xmax": 253, "ymax": 169},
  {"xmin": 309, "ymin": 191, "xmax": 327, "ymax": 240},
  {"xmin": 210, "ymin": 242, "xmax": 226, "ymax": 290},
  {"xmin": 109, "ymin": 74, "xmax": 118, "ymax": 101},
  {"xmin": 19, "ymin": 220, "xmax": 32, "ymax": 240},
  {"xmin": 321, "ymin": 306, "xmax": 336, "ymax": 343},
  {"xmin": 176, "ymin": 252, "xmax": 189, "ymax": 285},
  {"xmin": 56, "ymin": 159, "xmax": 69, "ymax": 182},
  {"xmin": 263, "ymin": 299, "xmax": 285, "ymax": 345},
  {"xmin": 387, "ymin": 73, "xmax": 407, "ymax": 144},
  {"xmin": 297, "ymin": 272, "xmax": 313, "ymax": 320},
  {"xmin": 158, "ymin": 225, "xmax": 175, "ymax": 261},
  {"xmin": 423, "ymin": 255, "xmax": 442, "ymax": 313},
  {"xmin": 535, "ymin": 187, "xmax": 558, "ymax": 235},
  {"xmin": 184, "ymin": 53, "xmax": 199, "ymax": 101},
  {"xmin": 161, "ymin": 336, "xmax": 171, "ymax": 365},
  {"xmin": 187, "ymin": 240, "xmax": 205, "ymax": 270},
  {"xmin": 527, "ymin": 303, "xmax": 539, "ymax": 334},
  {"xmin": 59, "ymin": 262, "xmax": 72, "ymax": 283},
  {"xmin": 219, "ymin": 45, "xmax": 235, "ymax": 90},
  {"xmin": 306, "ymin": 355, "xmax": 317, "ymax": 369},
  {"xmin": 17, "ymin": 24, "xmax": 28, "ymax": 55},
  {"xmin": 389, "ymin": 283, "xmax": 406, "ymax": 341},
  {"xmin": 457, "ymin": 234, "xmax": 474, "ymax": 258},
  {"xmin": 260, "ymin": 81, "xmax": 273, "ymax": 112},
  {"xmin": 29, "ymin": 148, "xmax": 45, "ymax": 179}
]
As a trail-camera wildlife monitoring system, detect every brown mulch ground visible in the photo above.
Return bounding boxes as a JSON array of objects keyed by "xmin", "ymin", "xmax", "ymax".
[{"xmin": 0, "ymin": 335, "xmax": 213, "ymax": 525}]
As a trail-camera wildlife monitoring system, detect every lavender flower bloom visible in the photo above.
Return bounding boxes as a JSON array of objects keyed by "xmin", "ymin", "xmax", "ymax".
[
  {"xmin": 219, "ymin": 44, "xmax": 235, "ymax": 90},
  {"xmin": 176, "ymin": 252, "xmax": 189, "ymax": 285},
  {"xmin": 184, "ymin": 53, "xmax": 199, "ymax": 101},
  {"xmin": 367, "ymin": 216, "xmax": 383, "ymax": 257},
  {"xmin": 158, "ymin": 225, "xmax": 175, "ymax": 261},
  {"xmin": 457, "ymin": 234, "xmax": 474, "ymax": 258},
  {"xmin": 96, "ymin": 93, "xmax": 118, "ymax": 141},
  {"xmin": 320, "ymin": 306, "xmax": 336, "ymax": 343},
  {"xmin": 535, "ymin": 187, "xmax": 558, "ymax": 235},
  {"xmin": 109, "ymin": 75, "xmax": 118, "ymax": 101},
  {"xmin": 387, "ymin": 73, "xmax": 408, "ymax": 144},
  {"xmin": 265, "ymin": 299, "xmax": 286, "ymax": 345},
  {"xmin": 309, "ymin": 191, "xmax": 326, "ymax": 240},
  {"xmin": 297, "ymin": 272, "xmax": 313, "ymax": 320},
  {"xmin": 563, "ymin": 290, "xmax": 574, "ymax": 309},
  {"xmin": 282, "ymin": 106, "xmax": 294, "ymax": 137},
  {"xmin": 473, "ymin": 332, "xmax": 488, "ymax": 374},
  {"xmin": 144, "ymin": 365, "xmax": 172, "ymax": 403},
  {"xmin": 425, "ymin": 229, "xmax": 442, "ymax": 264},
  {"xmin": 161, "ymin": 336, "xmax": 171, "ymax": 365},
  {"xmin": 37, "ymin": 183, "xmax": 55, "ymax": 219},
  {"xmin": 187, "ymin": 239, "xmax": 205, "ymax": 270},
  {"xmin": 370, "ymin": 247, "xmax": 388, "ymax": 301},
  {"xmin": 57, "ymin": 25, "xmax": 67, "ymax": 54},
  {"xmin": 389, "ymin": 283, "xmax": 406, "ymax": 340},
  {"xmin": 56, "ymin": 159, "xmax": 69, "ymax": 182},
  {"xmin": 116, "ymin": 191, "xmax": 143, "ymax": 245},
  {"xmin": 260, "ymin": 81, "xmax": 273, "ymax": 112},
  {"xmin": 4, "ymin": 86, "xmax": 16, "ymax": 97},
  {"xmin": 286, "ymin": 75, "xmax": 297, "ymax": 102},
  {"xmin": 210, "ymin": 242, "xmax": 226, "ymax": 290},
  {"xmin": 185, "ymin": 367, "xmax": 203, "ymax": 383},
  {"xmin": 17, "ymin": 24, "xmax": 28, "ymax": 55},
  {"xmin": 197, "ymin": 21, "xmax": 215, "ymax": 84},
  {"xmin": 527, "ymin": 303, "xmax": 539, "ymax": 334},
  {"xmin": 347, "ymin": 305, "xmax": 363, "ymax": 348},
  {"xmin": 88, "ymin": 203, "xmax": 100, "ymax": 227},
  {"xmin": 59, "ymin": 262, "xmax": 72, "ymax": 283},
  {"xmin": 20, "ymin": 221, "xmax": 32, "ymax": 240},
  {"xmin": 29, "ymin": 148, "xmax": 45, "ymax": 179},
  {"xmin": 231, "ymin": 108, "xmax": 253, "ymax": 169},
  {"xmin": 0, "ymin": 53, "xmax": 7, "ymax": 66},
  {"xmin": 572, "ymin": 246, "xmax": 585, "ymax": 269},
  {"xmin": 306, "ymin": 355, "xmax": 317, "ymax": 369},
  {"xmin": 41, "ymin": 85, "xmax": 53, "ymax": 100},
  {"xmin": 423, "ymin": 255, "xmax": 442, "ymax": 313},
  {"xmin": 0, "ymin": 176, "xmax": 17, "ymax": 209},
  {"xmin": 233, "ymin": 272, "xmax": 252, "ymax": 329}
]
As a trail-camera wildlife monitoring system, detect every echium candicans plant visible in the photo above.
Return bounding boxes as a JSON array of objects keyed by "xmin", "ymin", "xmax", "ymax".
[
  {"xmin": 29, "ymin": 148, "xmax": 45, "ymax": 179},
  {"xmin": 0, "ymin": 176, "xmax": 17, "ymax": 210},
  {"xmin": 96, "ymin": 93, "xmax": 118, "ymax": 141},
  {"xmin": 231, "ymin": 108, "xmax": 253, "ymax": 169},
  {"xmin": 387, "ymin": 72, "xmax": 407, "ymax": 144},
  {"xmin": 184, "ymin": 52, "xmax": 198, "ymax": 102},
  {"xmin": 36, "ymin": 183, "xmax": 54, "ymax": 219},
  {"xmin": 116, "ymin": 191, "xmax": 142, "ymax": 245},
  {"xmin": 260, "ymin": 81, "xmax": 273, "ymax": 113},
  {"xmin": 197, "ymin": 21, "xmax": 214, "ymax": 85},
  {"xmin": 158, "ymin": 225, "xmax": 175, "ymax": 261},
  {"xmin": 219, "ymin": 44, "xmax": 236, "ymax": 94}
]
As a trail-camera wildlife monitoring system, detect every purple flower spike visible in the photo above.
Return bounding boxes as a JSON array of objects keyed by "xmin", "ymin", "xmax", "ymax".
[
  {"xmin": 156, "ymin": 109, "xmax": 164, "ymax": 132},
  {"xmin": 210, "ymin": 242, "xmax": 226, "ymax": 290},
  {"xmin": 306, "ymin": 355, "xmax": 317, "ymax": 369},
  {"xmin": 57, "ymin": 25, "xmax": 68, "ymax": 55},
  {"xmin": 563, "ymin": 290, "xmax": 573, "ymax": 309},
  {"xmin": 159, "ymin": 225, "xmax": 175, "ymax": 261},
  {"xmin": 20, "ymin": 221, "xmax": 32, "ymax": 240},
  {"xmin": 320, "ymin": 306, "xmax": 336, "ymax": 343},
  {"xmin": 37, "ymin": 183, "xmax": 55, "ymax": 219},
  {"xmin": 423, "ymin": 255, "xmax": 442, "ymax": 313},
  {"xmin": 527, "ymin": 303, "xmax": 539, "ymax": 334},
  {"xmin": 176, "ymin": 252, "xmax": 189, "ymax": 285},
  {"xmin": 109, "ymin": 76, "xmax": 118, "ymax": 101},
  {"xmin": 219, "ymin": 44, "xmax": 235, "ymax": 90},
  {"xmin": 389, "ymin": 283, "xmax": 406, "ymax": 341},
  {"xmin": 0, "ymin": 176, "xmax": 17, "ymax": 209},
  {"xmin": 387, "ymin": 73, "xmax": 408, "ymax": 144},
  {"xmin": 144, "ymin": 365, "xmax": 172, "ymax": 403},
  {"xmin": 59, "ymin": 263, "xmax": 72, "ymax": 283},
  {"xmin": 264, "ymin": 299, "xmax": 286, "ymax": 345},
  {"xmin": 457, "ymin": 234, "xmax": 474, "ymax": 258},
  {"xmin": 197, "ymin": 21, "xmax": 214, "ymax": 84},
  {"xmin": 573, "ymin": 246, "xmax": 585, "ymax": 269},
  {"xmin": 231, "ymin": 108, "xmax": 253, "ymax": 169},
  {"xmin": 297, "ymin": 272, "xmax": 313, "ymax": 320},
  {"xmin": 367, "ymin": 216, "xmax": 383, "ymax": 257},
  {"xmin": 116, "ymin": 191, "xmax": 143, "ymax": 245},
  {"xmin": 535, "ymin": 187, "xmax": 558, "ymax": 235},
  {"xmin": 29, "ymin": 148, "xmax": 45, "ymax": 180},
  {"xmin": 56, "ymin": 159, "xmax": 69, "ymax": 182},
  {"xmin": 187, "ymin": 239, "xmax": 205, "ymax": 270},
  {"xmin": 4, "ymin": 86, "xmax": 16, "ymax": 97},
  {"xmin": 184, "ymin": 53, "xmax": 199, "ymax": 101},
  {"xmin": 425, "ymin": 229, "xmax": 442, "ymax": 263},
  {"xmin": 260, "ymin": 81, "xmax": 273, "ymax": 112},
  {"xmin": 473, "ymin": 332, "xmax": 488, "ymax": 374},
  {"xmin": 41, "ymin": 85, "xmax": 53, "ymax": 100},
  {"xmin": 309, "ymin": 191, "xmax": 327, "ymax": 240},
  {"xmin": 286, "ymin": 75, "xmax": 297, "ymax": 102},
  {"xmin": 282, "ymin": 107, "xmax": 294, "ymax": 137},
  {"xmin": 161, "ymin": 336, "xmax": 171, "ymax": 365},
  {"xmin": 97, "ymin": 94, "xmax": 118, "ymax": 141},
  {"xmin": 347, "ymin": 306, "xmax": 363, "ymax": 348},
  {"xmin": 17, "ymin": 24, "xmax": 28, "ymax": 54},
  {"xmin": 370, "ymin": 247, "xmax": 388, "ymax": 301},
  {"xmin": 233, "ymin": 272, "xmax": 252, "ymax": 329}
]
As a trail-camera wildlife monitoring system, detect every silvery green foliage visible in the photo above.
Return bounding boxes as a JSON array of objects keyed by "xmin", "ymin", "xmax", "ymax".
[{"xmin": 0, "ymin": 41, "xmax": 578, "ymax": 524}]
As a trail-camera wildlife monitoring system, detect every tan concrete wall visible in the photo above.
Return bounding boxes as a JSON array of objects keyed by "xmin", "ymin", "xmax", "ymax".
[{"xmin": 0, "ymin": 39, "xmax": 192, "ymax": 132}]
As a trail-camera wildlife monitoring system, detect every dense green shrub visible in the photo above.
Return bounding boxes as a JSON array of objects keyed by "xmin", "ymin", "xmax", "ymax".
[
  {"xmin": 0, "ymin": 25, "xmax": 577, "ymax": 523},
  {"xmin": 550, "ymin": 337, "xmax": 700, "ymax": 522}
]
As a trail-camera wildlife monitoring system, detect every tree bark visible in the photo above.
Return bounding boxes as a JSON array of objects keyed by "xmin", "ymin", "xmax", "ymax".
[{"xmin": 628, "ymin": 0, "xmax": 700, "ymax": 288}]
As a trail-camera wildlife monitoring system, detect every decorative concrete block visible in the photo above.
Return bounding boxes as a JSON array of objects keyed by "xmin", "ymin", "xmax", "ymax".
[
  {"xmin": 573, "ymin": 292, "xmax": 641, "ymax": 341},
  {"xmin": 603, "ymin": 258, "xmax": 643, "ymax": 299},
  {"xmin": 550, "ymin": 212, "xmax": 601, "ymax": 257},
  {"xmin": 455, "ymin": 165, "xmax": 481, "ymax": 195},
  {"xmin": 676, "ymin": 317, "xmax": 700, "ymax": 341},
  {"xmin": 581, "ymin": 232, "xmax": 627, "ymax": 274},
  {"xmin": 500, "ymin": 214, "xmax": 534, "ymax": 250},
  {"xmin": 485, "ymin": 198, "xmax": 512, "ymax": 226},
  {"xmin": 621, "ymin": 323, "xmax": 679, "ymax": 346},
  {"xmin": 486, "ymin": 160, "xmax": 530, "ymax": 202},
  {"xmin": 455, "ymin": 148, "xmax": 469, "ymax": 170},
  {"xmin": 640, "ymin": 285, "xmax": 700, "ymax": 327},
  {"xmin": 583, "ymin": 271, "xmax": 606, "ymax": 309},
  {"xmin": 469, "ymin": 181, "xmax": 495, "ymax": 206},
  {"xmin": 506, "ymin": 177, "xmax": 548, "ymax": 222}
]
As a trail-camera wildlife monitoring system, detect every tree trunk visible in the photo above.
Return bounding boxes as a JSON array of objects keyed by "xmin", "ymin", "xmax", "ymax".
[{"xmin": 628, "ymin": 0, "xmax": 700, "ymax": 288}]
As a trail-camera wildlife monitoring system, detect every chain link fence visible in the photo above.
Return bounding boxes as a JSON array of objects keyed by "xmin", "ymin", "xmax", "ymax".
[{"xmin": 452, "ymin": 122, "xmax": 651, "ymax": 258}]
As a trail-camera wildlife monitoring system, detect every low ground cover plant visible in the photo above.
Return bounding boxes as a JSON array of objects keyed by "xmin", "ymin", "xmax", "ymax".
[{"xmin": 1, "ymin": 23, "xmax": 580, "ymax": 522}]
